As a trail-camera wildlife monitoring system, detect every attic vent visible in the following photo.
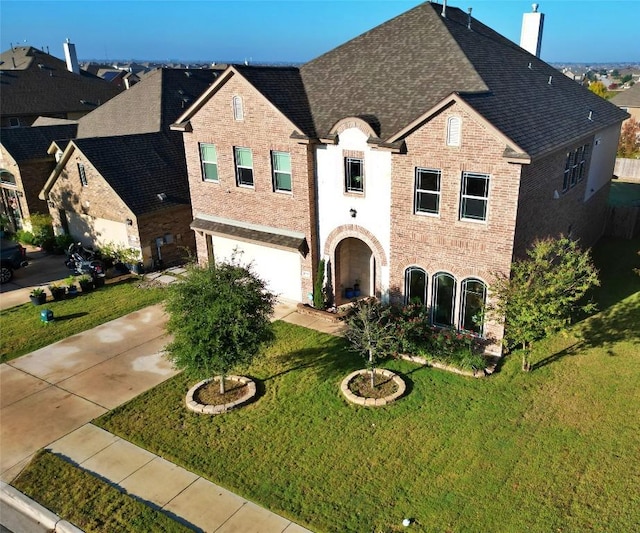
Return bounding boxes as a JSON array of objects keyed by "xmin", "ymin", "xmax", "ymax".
[
  {"xmin": 157, "ymin": 192, "xmax": 167, "ymax": 201},
  {"xmin": 38, "ymin": 63, "xmax": 45, "ymax": 69},
  {"xmin": 588, "ymin": 110, "xmax": 593, "ymax": 121},
  {"xmin": 446, "ymin": 116, "xmax": 461, "ymax": 147},
  {"xmin": 232, "ymin": 95, "xmax": 244, "ymax": 121},
  {"xmin": 184, "ymin": 71, "xmax": 192, "ymax": 77},
  {"xmin": 528, "ymin": 62, "xmax": 532, "ymax": 69},
  {"xmin": 548, "ymin": 75, "xmax": 553, "ymax": 85}
]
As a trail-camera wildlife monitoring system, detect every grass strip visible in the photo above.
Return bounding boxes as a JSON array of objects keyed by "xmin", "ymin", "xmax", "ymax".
[
  {"xmin": 11, "ymin": 450, "xmax": 191, "ymax": 533},
  {"xmin": 0, "ymin": 279, "xmax": 165, "ymax": 363}
]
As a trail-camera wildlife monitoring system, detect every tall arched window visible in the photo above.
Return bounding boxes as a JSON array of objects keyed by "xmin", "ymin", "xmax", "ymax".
[
  {"xmin": 432, "ymin": 272, "xmax": 456, "ymax": 327},
  {"xmin": 232, "ymin": 95, "xmax": 244, "ymax": 121},
  {"xmin": 404, "ymin": 267, "xmax": 427, "ymax": 305},
  {"xmin": 446, "ymin": 116, "xmax": 461, "ymax": 146},
  {"xmin": 460, "ymin": 278, "xmax": 487, "ymax": 335}
]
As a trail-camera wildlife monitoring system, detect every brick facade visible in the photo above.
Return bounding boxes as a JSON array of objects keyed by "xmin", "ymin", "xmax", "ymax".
[
  {"xmin": 388, "ymin": 104, "xmax": 523, "ymax": 349},
  {"xmin": 182, "ymin": 71, "xmax": 317, "ymax": 299}
]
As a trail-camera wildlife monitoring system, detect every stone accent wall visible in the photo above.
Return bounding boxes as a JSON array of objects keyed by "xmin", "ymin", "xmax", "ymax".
[{"xmin": 182, "ymin": 71, "xmax": 317, "ymax": 299}]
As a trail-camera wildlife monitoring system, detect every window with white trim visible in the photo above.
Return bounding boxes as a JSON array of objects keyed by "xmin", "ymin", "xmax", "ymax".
[
  {"xmin": 404, "ymin": 267, "xmax": 427, "ymax": 305},
  {"xmin": 460, "ymin": 278, "xmax": 487, "ymax": 335},
  {"xmin": 345, "ymin": 157, "xmax": 364, "ymax": 193},
  {"xmin": 446, "ymin": 116, "xmax": 461, "ymax": 146},
  {"xmin": 232, "ymin": 96, "xmax": 244, "ymax": 121},
  {"xmin": 78, "ymin": 163, "xmax": 88, "ymax": 187},
  {"xmin": 432, "ymin": 272, "xmax": 456, "ymax": 327},
  {"xmin": 234, "ymin": 147, "xmax": 254, "ymax": 187},
  {"xmin": 0, "ymin": 169, "xmax": 16, "ymax": 186},
  {"xmin": 271, "ymin": 151, "xmax": 292, "ymax": 192},
  {"xmin": 459, "ymin": 172, "xmax": 489, "ymax": 222},
  {"xmin": 199, "ymin": 143, "xmax": 218, "ymax": 182},
  {"xmin": 415, "ymin": 168, "xmax": 441, "ymax": 215}
]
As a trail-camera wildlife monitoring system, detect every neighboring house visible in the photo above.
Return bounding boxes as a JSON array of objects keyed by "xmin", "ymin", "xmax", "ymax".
[
  {"xmin": 611, "ymin": 83, "xmax": 640, "ymax": 124},
  {"xmin": 0, "ymin": 46, "xmax": 121, "ymax": 127},
  {"xmin": 0, "ymin": 124, "xmax": 77, "ymax": 232},
  {"xmin": 40, "ymin": 68, "xmax": 219, "ymax": 268},
  {"xmin": 172, "ymin": 1, "xmax": 627, "ymax": 352}
]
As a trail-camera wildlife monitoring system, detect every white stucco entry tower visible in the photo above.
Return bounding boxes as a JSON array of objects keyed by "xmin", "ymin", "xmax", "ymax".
[{"xmin": 316, "ymin": 121, "xmax": 391, "ymax": 304}]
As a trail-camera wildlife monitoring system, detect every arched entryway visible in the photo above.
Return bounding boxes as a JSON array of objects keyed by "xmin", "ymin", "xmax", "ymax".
[{"xmin": 335, "ymin": 237, "xmax": 374, "ymax": 304}]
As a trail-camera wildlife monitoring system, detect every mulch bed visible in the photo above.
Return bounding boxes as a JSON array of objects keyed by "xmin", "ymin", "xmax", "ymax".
[
  {"xmin": 348, "ymin": 372, "xmax": 399, "ymax": 399},
  {"xmin": 194, "ymin": 379, "xmax": 248, "ymax": 405}
]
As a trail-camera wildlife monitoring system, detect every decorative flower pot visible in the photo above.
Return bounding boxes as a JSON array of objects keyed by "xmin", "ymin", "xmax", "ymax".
[
  {"xmin": 345, "ymin": 287, "xmax": 354, "ymax": 298},
  {"xmin": 79, "ymin": 280, "xmax": 94, "ymax": 293},
  {"xmin": 49, "ymin": 287, "xmax": 66, "ymax": 301},
  {"xmin": 30, "ymin": 293, "xmax": 47, "ymax": 305}
]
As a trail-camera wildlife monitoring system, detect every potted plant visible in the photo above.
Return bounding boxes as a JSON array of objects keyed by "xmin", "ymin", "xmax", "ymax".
[
  {"xmin": 29, "ymin": 287, "xmax": 47, "ymax": 305},
  {"xmin": 49, "ymin": 283, "xmax": 66, "ymax": 301},
  {"xmin": 78, "ymin": 274, "xmax": 94, "ymax": 292},
  {"xmin": 65, "ymin": 275, "xmax": 79, "ymax": 297}
]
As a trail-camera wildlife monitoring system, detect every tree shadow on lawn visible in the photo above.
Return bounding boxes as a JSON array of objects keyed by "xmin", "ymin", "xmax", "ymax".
[
  {"xmin": 265, "ymin": 333, "xmax": 363, "ymax": 383},
  {"xmin": 532, "ymin": 292, "xmax": 640, "ymax": 370}
]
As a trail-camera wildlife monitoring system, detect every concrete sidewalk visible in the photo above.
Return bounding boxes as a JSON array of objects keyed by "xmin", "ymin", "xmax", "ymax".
[{"xmin": 1, "ymin": 300, "xmax": 336, "ymax": 532}]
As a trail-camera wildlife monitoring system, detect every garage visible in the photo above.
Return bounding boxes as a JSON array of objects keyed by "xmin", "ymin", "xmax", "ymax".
[{"xmin": 210, "ymin": 235, "xmax": 302, "ymax": 301}]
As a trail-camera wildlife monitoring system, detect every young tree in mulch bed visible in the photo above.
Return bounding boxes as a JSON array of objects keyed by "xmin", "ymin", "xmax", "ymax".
[
  {"xmin": 165, "ymin": 253, "xmax": 275, "ymax": 394},
  {"xmin": 490, "ymin": 236, "xmax": 599, "ymax": 372},
  {"xmin": 344, "ymin": 299, "xmax": 397, "ymax": 388}
]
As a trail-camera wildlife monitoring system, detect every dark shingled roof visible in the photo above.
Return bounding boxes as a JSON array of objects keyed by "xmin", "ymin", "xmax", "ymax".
[
  {"xmin": 77, "ymin": 68, "xmax": 220, "ymax": 138},
  {"xmin": 72, "ymin": 132, "xmax": 189, "ymax": 216},
  {"xmin": 611, "ymin": 83, "xmax": 640, "ymax": 108},
  {"xmin": 290, "ymin": 1, "xmax": 627, "ymax": 157},
  {"xmin": 233, "ymin": 65, "xmax": 316, "ymax": 137},
  {"xmin": 0, "ymin": 46, "xmax": 121, "ymax": 118},
  {"xmin": 191, "ymin": 216, "xmax": 306, "ymax": 251},
  {"xmin": 1, "ymin": 124, "xmax": 77, "ymax": 161}
]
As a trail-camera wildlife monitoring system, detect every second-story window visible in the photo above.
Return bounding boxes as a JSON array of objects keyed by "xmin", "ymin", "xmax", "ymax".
[
  {"xmin": 272, "ymin": 151, "xmax": 292, "ymax": 192},
  {"xmin": 345, "ymin": 157, "xmax": 364, "ymax": 193},
  {"xmin": 232, "ymin": 95, "xmax": 244, "ymax": 121},
  {"xmin": 78, "ymin": 163, "xmax": 88, "ymax": 187},
  {"xmin": 234, "ymin": 147, "xmax": 254, "ymax": 187},
  {"xmin": 415, "ymin": 168, "xmax": 441, "ymax": 215},
  {"xmin": 459, "ymin": 172, "xmax": 489, "ymax": 222},
  {"xmin": 199, "ymin": 143, "xmax": 218, "ymax": 182}
]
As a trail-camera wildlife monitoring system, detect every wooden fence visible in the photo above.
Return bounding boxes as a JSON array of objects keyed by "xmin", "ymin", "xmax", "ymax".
[
  {"xmin": 605, "ymin": 206, "xmax": 640, "ymax": 239},
  {"xmin": 614, "ymin": 158, "xmax": 640, "ymax": 181}
]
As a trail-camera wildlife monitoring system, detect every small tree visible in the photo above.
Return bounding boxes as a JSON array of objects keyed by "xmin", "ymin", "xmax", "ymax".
[
  {"xmin": 617, "ymin": 119, "xmax": 640, "ymax": 158},
  {"xmin": 345, "ymin": 300, "xmax": 396, "ymax": 387},
  {"xmin": 588, "ymin": 80, "xmax": 608, "ymax": 98},
  {"xmin": 490, "ymin": 237, "xmax": 600, "ymax": 371},
  {"xmin": 165, "ymin": 254, "xmax": 275, "ymax": 394}
]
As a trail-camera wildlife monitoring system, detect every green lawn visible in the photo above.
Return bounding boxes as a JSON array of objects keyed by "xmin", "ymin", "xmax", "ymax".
[
  {"xmin": 12, "ymin": 450, "xmax": 191, "ymax": 533},
  {"xmin": 0, "ymin": 279, "xmax": 165, "ymax": 363},
  {"xmin": 95, "ymin": 239, "xmax": 640, "ymax": 533}
]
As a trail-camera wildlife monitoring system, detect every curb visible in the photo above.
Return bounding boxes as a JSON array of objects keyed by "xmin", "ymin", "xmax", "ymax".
[{"xmin": 0, "ymin": 481, "xmax": 84, "ymax": 533}]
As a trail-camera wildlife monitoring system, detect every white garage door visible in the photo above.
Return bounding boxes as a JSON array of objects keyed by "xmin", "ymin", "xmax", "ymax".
[{"xmin": 211, "ymin": 236, "xmax": 302, "ymax": 302}]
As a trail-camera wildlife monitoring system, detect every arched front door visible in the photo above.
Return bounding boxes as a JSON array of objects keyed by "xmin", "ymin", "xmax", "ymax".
[{"xmin": 334, "ymin": 237, "xmax": 374, "ymax": 304}]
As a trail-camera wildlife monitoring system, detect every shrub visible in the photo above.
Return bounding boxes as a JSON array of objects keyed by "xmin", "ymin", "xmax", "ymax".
[{"xmin": 16, "ymin": 229, "xmax": 35, "ymax": 245}]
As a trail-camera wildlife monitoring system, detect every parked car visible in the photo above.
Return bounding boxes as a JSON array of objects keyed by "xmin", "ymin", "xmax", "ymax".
[{"xmin": 0, "ymin": 239, "xmax": 28, "ymax": 283}]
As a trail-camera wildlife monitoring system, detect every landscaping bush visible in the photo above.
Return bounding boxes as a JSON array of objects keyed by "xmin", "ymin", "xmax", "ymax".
[{"xmin": 16, "ymin": 229, "xmax": 35, "ymax": 245}]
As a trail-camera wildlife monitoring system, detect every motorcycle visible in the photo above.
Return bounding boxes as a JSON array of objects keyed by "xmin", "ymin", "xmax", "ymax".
[{"xmin": 65, "ymin": 243, "xmax": 106, "ymax": 280}]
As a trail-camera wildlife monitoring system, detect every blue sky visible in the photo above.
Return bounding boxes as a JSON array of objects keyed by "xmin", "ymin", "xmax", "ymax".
[{"xmin": 1, "ymin": 1, "xmax": 638, "ymax": 64}]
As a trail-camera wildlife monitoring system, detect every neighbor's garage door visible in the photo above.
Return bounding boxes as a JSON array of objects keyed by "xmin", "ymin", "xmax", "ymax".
[{"xmin": 211, "ymin": 235, "xmax": 302, "ymax": 302}]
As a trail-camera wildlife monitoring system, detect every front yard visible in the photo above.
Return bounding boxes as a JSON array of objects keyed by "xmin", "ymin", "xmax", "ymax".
[
  {"xmin": 95, "ymin": 295, "xmax": 640, "ymax": 532},
  {"xmin": 8, "ymin": 237, "xmax": 640, "ymax": 532}
]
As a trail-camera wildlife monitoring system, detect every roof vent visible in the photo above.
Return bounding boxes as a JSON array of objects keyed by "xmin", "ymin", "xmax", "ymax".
[
  {"xmin": 548, "ymin": 75, "xmax": 553, "ymax": 85},
  {"xmin": 442, "ymin": 0, "xmax": 447, "ymax": 17},
  {"xmin": 184, "ymin": 71, "xmax": 192, "ymax": 77},
  {"xmin": 467, "ymin": 7, "xmax": 472, "ymax": 29},
  {"xmin": 157, "ymin": 192, "xmax": 167, "ymax": 201},
  {"xmin": 588, "ymin": 110, "xmax": 593, "ymax": 121},
  {"xmin": 528, "ymin": 62, "xmax": 532, "ymax": 69}
]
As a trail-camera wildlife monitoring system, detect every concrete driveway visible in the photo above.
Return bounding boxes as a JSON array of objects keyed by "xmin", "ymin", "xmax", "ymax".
[
  {"xmin": 0, "ymin": 248, "xmax": 71, "ymax": 310},
  {"xmin": 0, "ymin": 304, "xmax": 177, "ymax": 480}
]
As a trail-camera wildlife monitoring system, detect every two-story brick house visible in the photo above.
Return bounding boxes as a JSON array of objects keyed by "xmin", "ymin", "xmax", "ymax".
[{"xmin": 172, "ymin": 2, "xmax": 627, "ymax": 351}]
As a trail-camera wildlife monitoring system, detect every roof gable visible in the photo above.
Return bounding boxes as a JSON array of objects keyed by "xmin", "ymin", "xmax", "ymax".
[{"xmin": 172, "ymin": 65, "xmax": 314, "ymax": 137}]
